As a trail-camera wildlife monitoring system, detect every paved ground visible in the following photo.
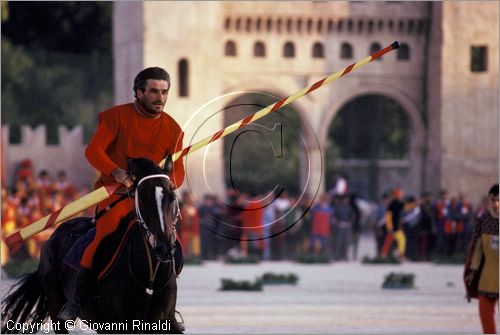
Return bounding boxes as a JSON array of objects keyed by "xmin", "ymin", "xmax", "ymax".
[
  {"xmin": 178, "ymin": 260, "xmax": 481, "ymax": 334},
  {"xmin": 1, "ymin": 235, "xmax": 490, "ymax": 334}
]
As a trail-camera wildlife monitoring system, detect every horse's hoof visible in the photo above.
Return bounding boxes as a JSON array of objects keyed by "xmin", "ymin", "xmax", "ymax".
[{"xmin": 170, "ymin": 318, "xmax": 185, "ymax": 333}]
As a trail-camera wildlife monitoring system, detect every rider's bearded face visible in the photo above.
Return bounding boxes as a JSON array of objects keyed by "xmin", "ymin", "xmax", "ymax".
[{"xmin": 136, "ymin": 79, "xmax": 170, "ymax": 116}]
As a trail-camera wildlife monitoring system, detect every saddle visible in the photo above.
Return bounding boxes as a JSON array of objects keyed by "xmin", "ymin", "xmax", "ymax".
[{"xmin": 63, "ymin": 214, "xmax": 183, "ymax": 282}]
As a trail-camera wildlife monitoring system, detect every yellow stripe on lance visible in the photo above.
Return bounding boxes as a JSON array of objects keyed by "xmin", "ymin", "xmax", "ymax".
[{"xmin": 7, "ymin": 41, "xmax": 399, "ymax": 249}]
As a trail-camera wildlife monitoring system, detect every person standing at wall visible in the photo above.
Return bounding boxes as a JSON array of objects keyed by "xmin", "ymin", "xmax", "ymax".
[
  {"xmin": 381, "ymin": 188, "xmax": 405, "ymax": 261},
  {"xmin": 418, "ymin": 191, "xmax": 436, "ymax": 261},
  {"xmin": 400, "ymin": 195, "xmax": 421, "ymax": 261},
  {"xmin": 309, "ymin": 193, "xmax": 334, "ymax": 258},
  {"xmin": 433, "ymin": 189, "xmax": 450, "ymax": 255},
  {"xmin": 464, "ymin": 183, "xmax": 499, "ymax": 334},
  {"xmin": 349, "ymin": 193, "xmax": 362, "ymax": 261},
  {"xmin": 332, "ymin": 194, "xmax": 354, "ymax": 261},
  {"xmin": 458, "ymin": 193, "xmax": 474, "ymax": 254},
  {"xmin": 180, "ymin": 191, "xmax": 200, "ymax": 259}
]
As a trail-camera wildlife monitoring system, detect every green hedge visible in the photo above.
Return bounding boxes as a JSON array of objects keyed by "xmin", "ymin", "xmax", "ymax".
[
  {"xmin": 295, "ymin": 253, "xmax": 331, "ymax": 264},
  {"xmin": 224, "ymin": 255, "xmax": 260, "ymax": 264},
  {"xmin": 382, "ymin": 272, "xmax": 415, "ymax": 289},
  {"xmin": 430, "ymin": 253, "xmax": 466, "ymax": 265},
  {"xmin": 362, "ymin": 255, "xmax": 401, "ymax": 264},
  {"xmin": 220, "ymin": 278, "xmax": 263, "ymax": 291},
  {"xmin": 260, "ymin": 272, "xmax": 298, "ymax": 285}
]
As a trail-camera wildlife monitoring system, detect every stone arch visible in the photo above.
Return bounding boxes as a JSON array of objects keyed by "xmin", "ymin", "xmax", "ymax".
[
  {"xmin": 235, "ymin": 17, "xmax": 242, "ymax": 31},
  {"xmin": 307, "ymin": 18, "xmax": 313, "ymax": 33},
  {"xmin": 277, "ymin": 18, "xmax": 283, "ymax": 33},
  {"xmin": 178, "ymin": 58, "xmax": 189, "ymax": 97},
  {"xmin": 221, "ymin": 81, "xmax": 320, "ymax": 195},
  {"xmin": 340, "ymin": 42, "xmax": 353, "ymax": 59},
  {"xmin": 327, "ymin": 19, "xmax": 334, "ymax": 33},
  {"xmin": 245, "ymin": 17, "xmax": 252, "ymax": 32},
  {"xmin": 319, "ymin": 84, "xmax": 425, "ymax": 197},
  {"xmin": 312, "ymin": 41, "xmax": 325, "ymax": 58},
  {"xmin": 357, "ymin": 19, "xmax": 364, "ymax": 33},
  {"xmin": 224, "ymin": 40, "xmax": 237, "ymax": 56},
  {"xmin": 254, "ymin": 41, "xmax": 266, "ymax": 57},
  {"xmin": 397, "ymin": 43, "xmax": 410, "ymax": 60},
  {"xmin": 283, "ymin": 41, "xmax": 296, "ymax": 58},
  {"xmin": 224, "ymin": 17, "xmax": 231, "ymax": 31},
  {"xmin": 316, "ymin": 18, "xmax": 323, "ymax": 34},
  {"xmin": 377, "ymin": 19, "xmax": 384, "ymax": 32},
  {"xmin": 319, "ymin": 84, "xmax": 424, "ymax": 156},
  {"xmin": 256, "ymin": 17, "xmax": 262, "ymax": 32},
  {"xmin": 369, "ymin": 42, "xmax": 382, "ymax": 60},
  {"xmin": 286, "ymin": 17, "xmax": 293, "ymax": 33}
]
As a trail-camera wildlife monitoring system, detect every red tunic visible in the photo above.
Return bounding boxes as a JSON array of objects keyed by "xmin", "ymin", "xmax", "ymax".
[
  {"xmin": 180, "ymin": 205, "xmax": 200, "ymax": 249},
  {"xmin": 81, "ymin": 102, "xmax": 185, "ymax": 269},
  {"xmin": 241, "ymin": 200, "xmax": 265, "ymax": 235},
  {"xmin": 85, "ymin": 102, "xmax": 185, "ymax": 189}
]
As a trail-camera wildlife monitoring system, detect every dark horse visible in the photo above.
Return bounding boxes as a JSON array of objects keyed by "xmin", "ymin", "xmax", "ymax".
[{"xmin": 2, "ymin": 157, "xmax": 182, "ymax": 334}]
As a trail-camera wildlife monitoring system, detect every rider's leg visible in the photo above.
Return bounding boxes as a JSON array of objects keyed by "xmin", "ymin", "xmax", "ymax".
[
  {"xmin": 58, "ymin": 196, "xmax": 133, "ymax": 321},
  {"xmin": 57, "ymin": 267, "xmax": 94, "ymax": 321}
]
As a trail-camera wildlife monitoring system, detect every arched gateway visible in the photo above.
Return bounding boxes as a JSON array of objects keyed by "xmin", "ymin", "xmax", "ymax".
[{"xmin": 326, "ymin": 94, "xmax": 421, "ymax": 200}]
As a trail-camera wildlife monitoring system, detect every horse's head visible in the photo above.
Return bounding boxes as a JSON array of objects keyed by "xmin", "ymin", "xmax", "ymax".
[{"xmin": 128, "ymin": 157, "xmax": 177, "ymax": 262}]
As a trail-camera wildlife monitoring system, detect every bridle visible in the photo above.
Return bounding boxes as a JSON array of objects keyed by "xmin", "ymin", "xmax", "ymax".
[
  {"xmin": 133, "ymin": 174, "xmax": 179, "ymax": 261},
  {"xmin": 128, "ymin": 173, "xmax": 181, "ymax": 308},
  {"xmin": 134, "ymin": 174, "xmax": 180, "ymax": 249}
]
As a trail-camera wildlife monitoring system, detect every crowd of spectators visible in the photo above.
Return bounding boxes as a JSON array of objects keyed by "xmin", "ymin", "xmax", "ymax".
[
  {"xmin": 1, "ymin": 159, "xmax": 92, "ymax": 263},
  {"xmin": 177, "ymin": 189, "xmax": 316, "ymax": 261},
  {"xmin": 1, "ymin": 160, "xmax": 488, "ymax": 264},
  {"xmin": 373, "ymin": 188, "xmax": 481, "ymax": 261},
  {"xmin": 179, "ymin": 184, "xmax": 486, "ymax": 263}
]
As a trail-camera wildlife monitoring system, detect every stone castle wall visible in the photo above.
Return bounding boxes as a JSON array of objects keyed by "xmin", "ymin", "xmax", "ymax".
[
  {"xmin": 1, "ymin": 125, "xmax": 96, "ymax": 189},
  {"xmin": 439, "ymin": 2, "xmax": 499, "ymax": 201},
  {"xmin": 113, "ymin": 1, "xmax": 436, "ymax": 200}
]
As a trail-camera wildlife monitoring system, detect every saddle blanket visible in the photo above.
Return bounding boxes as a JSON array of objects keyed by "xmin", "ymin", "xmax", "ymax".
[
  {"xmin": 63, "ymin": 227, "xmax": 96, "ymax": 270},
  {"xmin": 62, "ymin": 220, "xmax": 184, "ymax": 280}
]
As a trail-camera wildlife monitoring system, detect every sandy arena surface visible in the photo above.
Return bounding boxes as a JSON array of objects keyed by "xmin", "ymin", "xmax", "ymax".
[{"xmin": 1, "ymin": 235, "xmax": 489, "ymax": 334}]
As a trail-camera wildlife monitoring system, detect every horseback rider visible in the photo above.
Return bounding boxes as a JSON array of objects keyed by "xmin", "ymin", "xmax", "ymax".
[{"xmin": 58, "ymin": 67, "xmax": 186, "ymax": 331}]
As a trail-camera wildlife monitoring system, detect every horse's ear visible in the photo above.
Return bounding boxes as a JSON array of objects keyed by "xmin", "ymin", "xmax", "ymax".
[{"xmin": 163, "ymin": 156, "xmax": 173, "ymax": 175}]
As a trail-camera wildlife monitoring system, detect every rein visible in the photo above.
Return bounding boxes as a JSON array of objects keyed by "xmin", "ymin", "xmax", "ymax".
[
  {"xmin": 128, "ymin": 173, "xmax": 180, "ymax": 318},
  {"xmin": 133, "ymin": 174, "xmax": 179, "ymax": 252}
]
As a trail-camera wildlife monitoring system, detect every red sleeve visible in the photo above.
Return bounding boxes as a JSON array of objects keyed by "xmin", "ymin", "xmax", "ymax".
[
  {"xmin": 171, "ymin": 131, "xmax": 185, "ymax": 189},
  {"xmin": 85, "ymin": 111, "xmax": 119, "ymax": 176}
]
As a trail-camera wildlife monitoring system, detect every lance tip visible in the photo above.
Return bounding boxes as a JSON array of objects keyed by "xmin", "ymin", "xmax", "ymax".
[{"xmin": 391, "ymin": 41, "xmax": 400, "ymax": 49}]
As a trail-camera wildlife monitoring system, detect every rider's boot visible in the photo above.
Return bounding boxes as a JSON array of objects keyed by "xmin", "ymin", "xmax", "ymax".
[{"xmin": 58, "ymin": 267, "xmax": 94, "ymax": 321}]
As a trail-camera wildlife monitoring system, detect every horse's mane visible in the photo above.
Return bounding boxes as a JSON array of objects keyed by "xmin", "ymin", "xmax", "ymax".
[{"xmin": 128, "ymin": 157, "xmax": 165, "ymax": 180}]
